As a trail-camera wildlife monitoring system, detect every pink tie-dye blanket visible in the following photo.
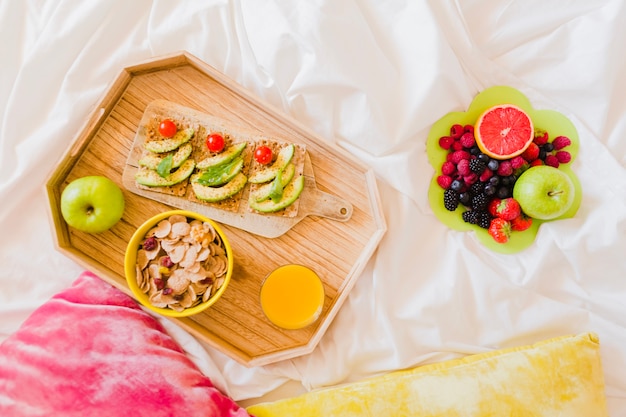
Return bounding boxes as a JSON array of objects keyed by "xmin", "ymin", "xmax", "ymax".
[{"xmin": 0, "ymin": 271, "xmax": 252, "ymax": 417}]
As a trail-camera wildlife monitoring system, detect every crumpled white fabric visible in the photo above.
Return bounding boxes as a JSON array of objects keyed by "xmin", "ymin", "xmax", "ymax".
[{"xmin": 1, "ymin": 0, "xmax": 625, "ymax": 413}]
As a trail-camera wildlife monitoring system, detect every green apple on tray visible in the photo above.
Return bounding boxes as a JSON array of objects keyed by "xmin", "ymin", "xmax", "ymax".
[{"xmin": 427, "ymin": 86, "xmax": 581, "ymax": 254}]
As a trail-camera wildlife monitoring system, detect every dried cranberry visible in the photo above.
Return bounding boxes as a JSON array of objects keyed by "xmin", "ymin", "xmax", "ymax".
[
  {"xmin": 162, "ymin": 288, "xmax": 173, "ymax": 295},
  {"xmin": 142, "ymin": 237, "xmax": 157, "ymax": 251},
  {"xmin": 160, "ymin": 256, "xmax": 174, "ymax": 268},
  {"xmin": 154, "ymin": 278, "xmax": 165, "ymax": 290}
]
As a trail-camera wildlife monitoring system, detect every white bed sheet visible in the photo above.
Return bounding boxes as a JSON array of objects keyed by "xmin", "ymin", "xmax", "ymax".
[{"xmin": 1, "ymin": 0, "xmax": 625, "ymax": 412}]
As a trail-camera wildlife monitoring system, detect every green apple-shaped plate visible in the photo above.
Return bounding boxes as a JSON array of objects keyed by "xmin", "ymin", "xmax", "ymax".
[{"xmin": 427, "ymin": 85, "xmax": 582, "ymax": 254}]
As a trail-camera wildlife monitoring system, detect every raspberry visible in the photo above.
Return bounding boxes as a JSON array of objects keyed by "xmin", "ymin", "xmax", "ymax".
[
  {"xmin": 437, "ymin": 175, "xmax": 453, "ymax": 189},
  {"xmin": 533, "ymin": 129, "xmax": 549, "ymax": 145},
  {"xmin": 459, "ymin": 132, "xmax": 475, "ymax": 149},
  {"xmin": 463, "ymin": 173, "xmax": 478, "ymax": 186},
  {"xmin": 451, "ymin": 140, "xmax": 464, "ymax": 151},
  {"xmin": 510, "ymin": 156, "xmax": 526, "ymax": 170},
  {"xmin": 438, "ymin": 136, "xmax": 454, "ymax": 150},
  {"xmin": 448, "ymin": 150, "xmax": 471, "ymax": 164},
  {"xmin": 521, "ymin": 142, "xmax": 540, "ymax": 162},
  {"xmin": 496, "ymin": 160, "xmax": 513, "ymax": 176},
  {"xmin": 545, "ymin": 154, "xmax": 560, "ymax": 168},
  {"xmin": 457, "ymin": 159, "xmax": 471, "ymax": 176},
  {"xmin": 463, "ymin": 124, "xmax": 474, "ymax": 134},
  {"xmin": 443, "ymin": 189, "xmax": 459, "ymax": 211},
  {"xmin": 479, "ymin": 168, "xmax": 493, "ymax": 182},
  {"xmin": 450, "ymin": 124, "xmax": 464, "ymax": 139},
  {"xmin": 441, "ymin": 161, "xmax": 456, "ymax": 176},
  {"xmin": 555, "ymin": 150, "xmax": 571, "ymax": 163},
  {"xmin": 552, "ymin": 136, "xmax": 571, "ymax": 150}
]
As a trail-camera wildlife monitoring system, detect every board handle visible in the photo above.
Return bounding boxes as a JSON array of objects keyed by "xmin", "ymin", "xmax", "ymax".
[{"xmin": 302, "ymin": 184, "xmax": 353, "ymax": 222}]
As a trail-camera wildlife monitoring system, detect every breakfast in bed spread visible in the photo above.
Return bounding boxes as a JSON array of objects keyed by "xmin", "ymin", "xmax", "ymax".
[{"xmin": 133, "ymin": 105, "xmax": 306, "ymax": 217}]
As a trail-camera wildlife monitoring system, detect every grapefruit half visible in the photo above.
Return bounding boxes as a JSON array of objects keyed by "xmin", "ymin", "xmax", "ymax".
[{"xmin": 474, "ymin": 104, "xmax": 534, "ymax": 160}]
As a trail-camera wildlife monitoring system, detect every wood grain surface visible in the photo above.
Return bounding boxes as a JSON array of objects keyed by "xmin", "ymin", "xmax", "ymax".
[{"xmin": 45, "ymin": 52, "xmax": 386, "ymax": 367}]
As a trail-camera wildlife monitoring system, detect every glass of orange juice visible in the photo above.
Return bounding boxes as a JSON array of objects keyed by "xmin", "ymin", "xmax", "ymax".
[{"xmin": 260, "ymin": 264, "xmax": 325, "ymax": 330}]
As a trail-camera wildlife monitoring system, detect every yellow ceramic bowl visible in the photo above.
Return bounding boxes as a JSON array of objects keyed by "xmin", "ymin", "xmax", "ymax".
[{"xmin": 124, "ymin": 209, "xmax": 233, "ymax": 318}]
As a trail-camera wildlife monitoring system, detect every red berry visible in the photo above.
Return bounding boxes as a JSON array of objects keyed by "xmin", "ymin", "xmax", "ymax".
[
  {"xmin": 533, "ymin": 129, "xmax": 549, "ymax": 145},
  {"xmin": 496, "ymin": 160, "xmax": 513, "ymax": 176},
  {"xmin": 521, "ymin": 142, "xmax": 540, "ymax": 162},
  {"xmin": 439, "ymin": 136, "xmax": 454, "ymax": 150},
  {"xmin": 457, "ymin": 159, "xmax": 471, "ymax": 176},
  {"xmin": 463, "ymin": 124, "xmax": 474, "ymax": 134},
  {"xmin": 511, "ymin": 213, "xmax": 533, "ymax": 231},
  {"xmin": 488, "ymin": 218, "xmax": 512, "ymax": 244},
  {"xmin": 492, "ymin": 198, "xmax": 521, "ymax": 221},
  {"xmin": 530, "ymin": 159, "xmax": 543, "ymax": 167},
  {"xmin": 143, "ymin": 237, "xmax": 158, "ymax": 251},
  {"xmin": 555, "ymin": 151, "xmax": 571, "ymax": 164},
  {"xmin": 450, "ymin": 124, "xmax": 464, "ymax": 139},
  {"xmin": 160, "ymin": 256, "xmax": 174, "ymax": 268},
  {"xmin": 479, "ymin": 168, "xmax": 493, "ymax": 182},
  {"xmin": 437, "ymin": 175, "xmax": 453, "ymax": 189},
  {"xmin": 449, "ymin": 150, "xmax": 471, "ymax": 165},
  {"xmin": 488, "ymin": 198, "xmax": 502, "ymax": 217},
  {"xmin": 552, "ymin": 136, "xmax": 571, "ymax": 150},
  {"xmin": 459, "ymin": 132, "xmax": 475, "ymax": 149},
  {"xmin": 451, "ymin": 140, "xmax": 464, "ymax": 151},
  {"xmin": 545, "ymin": 154, "xmax": 560, "ymax": 168},
  {"xmin": 510, "ymin": 156, "xmax": 526, "ymax": 170},
  {"xmin": 154, "ymin": 278, "xmax": 165, "ymax": 290},
  {"xmin": 442, "ymin": 161, "xmax": 456, "ymax": 176},
  {"xmin": 463, "ymin": 173, "xmax": 478, "ymax": 185}
]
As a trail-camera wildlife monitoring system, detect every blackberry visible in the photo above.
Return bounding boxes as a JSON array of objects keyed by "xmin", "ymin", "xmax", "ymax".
[
  {"xmin": 462, "ymin": 210, "xmax": 478, "ymax": 224},
  {"xmin": 471, "ymin": 193, "xmax": 489, "ymax": 211},
  {"xmin": 443, "ymin": 189, "xmax": 459, "ymax": 211},
  {"xmin": 469, "ymin": 158, "xmax": 486, "ymax": 174},
  {"xmin": 476, "ymin": 211, "xmax": 492, "ymax": 229},
  {"xmin": 470, "ymin": 181, "xmax": 485, "ymax": 196}
]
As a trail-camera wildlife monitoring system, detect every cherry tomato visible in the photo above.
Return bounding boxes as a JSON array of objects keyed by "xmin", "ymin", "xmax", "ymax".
[
  {"xmin": 158, "ymin": 119, "xmax": 177, "ymax": 138},
  {"xmin": 254, "ymin": 145, "xmax": 273, "ymax": 165},
  {"xmin": 206, "ymin": 133, "xmax": 225, "ymax": 153}
]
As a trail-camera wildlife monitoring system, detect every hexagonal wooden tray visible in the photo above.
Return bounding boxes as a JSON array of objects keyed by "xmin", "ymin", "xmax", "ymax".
[{"xmin": 45, "ymin": 51, "xmax": 386, "ymax": 367}]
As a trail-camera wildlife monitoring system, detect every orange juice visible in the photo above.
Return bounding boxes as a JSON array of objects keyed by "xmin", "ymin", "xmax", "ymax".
[{"xmin": 260, "ymin": 264, "xmax": 325, "ymax": 330}]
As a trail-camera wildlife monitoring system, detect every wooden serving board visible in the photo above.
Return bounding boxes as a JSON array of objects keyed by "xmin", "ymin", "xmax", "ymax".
[
  {"xmin": 122, "ymin": 100, "xmax": 352, "ymax": 238},
  {"xmin": 45, "ymin": 52, "xmax": 386, "ymax": 367}
]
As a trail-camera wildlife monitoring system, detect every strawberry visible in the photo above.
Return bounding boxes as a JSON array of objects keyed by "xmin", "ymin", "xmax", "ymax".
[
  {"xmin": 488, "ymin": 218, "xmax": 511, "ymax": 244},
  {"xmin": 511, "ymin": 213, "xmax": 533, "ymax": 231},
  {"xmin": 488, "ymin": 198, "xmax": 501, "ymax": 217},
  {"xmin": 521, "ymin": 142, "xmax": 540, "ymax": 162},
  {"xmin": 533, "ymin": 129, "xmax": 549, "ymax": 145},
  {"xmin": 490, "ymin": 197, "xmax": 521, "ymax": 221}
]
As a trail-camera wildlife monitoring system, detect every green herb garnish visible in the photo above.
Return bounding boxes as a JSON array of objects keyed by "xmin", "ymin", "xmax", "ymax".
[{"xmin": 156, "ymin": 154, "xmax": 174, "ymax": 178}]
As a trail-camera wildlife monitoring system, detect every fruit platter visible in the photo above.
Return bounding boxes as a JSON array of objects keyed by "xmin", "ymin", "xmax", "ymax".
[{"xmin": 427, "ymin": 86, "xmax": 582, "ymax": 253}]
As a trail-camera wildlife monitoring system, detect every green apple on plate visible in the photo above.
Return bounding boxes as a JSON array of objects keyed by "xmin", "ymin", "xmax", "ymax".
[
  {"xmin": 60, "ymin": 175, "xmax": 125, "ymax": 233},
  {"xmin": 513, "ymin": 166, "xmax": 575, "ymax": 220}
]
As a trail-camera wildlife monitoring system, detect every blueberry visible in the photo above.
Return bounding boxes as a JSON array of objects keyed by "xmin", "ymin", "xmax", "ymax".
[
  {"xmin": 484, "ymin": 184, "xmax": 496, "ymax": 196},
  {"xmin": 489, "ymin": 176, "xmax": 500, "ymax": 186},
  {"xmin": 497, "ymin": 186, "xmax": 510, "ymax": 199},
  {"xmin": 450, "ymin": 179, "xmax": 464, "ymax": 192},
  {"xmin": 478, "ymin": 153, "xmax": 490, "ymax": 163},
  {"xmin": 487, "ymin": 159, "xmax": 499, "ymax": 171},
  {"xmin": 459, "ymin": 192, "xmax": 471, "ymax": 205}
]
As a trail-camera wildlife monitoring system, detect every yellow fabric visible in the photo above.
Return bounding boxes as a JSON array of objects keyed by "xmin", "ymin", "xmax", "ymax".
[{"xmin": 247, "ymin": 333, "xmax": 608, "ymax": 417}]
